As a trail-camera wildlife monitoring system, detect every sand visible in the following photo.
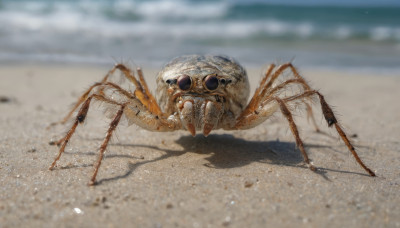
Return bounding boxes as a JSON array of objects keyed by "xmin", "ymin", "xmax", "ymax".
[{"xmin": 0, "ymin": 63, "xmax": 399, "ymax": 228}]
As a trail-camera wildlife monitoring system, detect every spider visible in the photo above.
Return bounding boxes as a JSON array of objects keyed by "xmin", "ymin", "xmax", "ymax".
[{"xmin": 49, "ymin": 55, "xmax": 375, "ymax": 185}]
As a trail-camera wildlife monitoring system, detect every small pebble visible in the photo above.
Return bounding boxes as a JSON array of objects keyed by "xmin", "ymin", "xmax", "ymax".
[
  {"xmin": 27, "ymin": 147, "xmax": 37, "ymax": 153},
  {"xmin": 73, "ymin": 208, "xmax": 83, "ymax": 214},
  {"xmin": 244, "ymin": 181, "xmax": 253, "ymax": 188},
  {"xmin": 0, "ymin": 96, "xmax": 11, "ymax": 103}
]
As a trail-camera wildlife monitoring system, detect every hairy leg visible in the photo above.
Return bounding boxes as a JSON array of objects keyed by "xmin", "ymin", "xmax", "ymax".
[
  {"xmin": 51, "ymin": 64, "xmax": 161, "ymax": 126},
  {"xmin": 235, "ymin": 88, "xmax": 375, "ymax": 176},
  {"xmin": 89, "ymin": 104, "xmax": 125, "ymax": 185},
  {"xmin": 274, "ymin": 98, "xmax": 316, "ymax": 170},
  {"xmin": 285, "ymin": 90, "xmax": 375, "ymax": 176},
  {"xmin": 237, "ymin": 78, "xmax": 316, "ymax": 126},
  {"xmin": 239, "ymin": 63, "xmax": 318, "ymax": 130},
  {"xmin": 49, "ymin": 94, "xmax": 125, "ymax": 170},
  {"xmin": 49, "ymin": 88, "xmax": 180, "ymax": 184},
  {"xmin": 114, "ymin": 64, "xmax": 162, "ymax": 115},
  {"xmin": 50, "ymin": 82, "xmax": 134, "ymax": 146},
  {"xmin": 245, "ymin": 64, "xmax": 276, "ymax": 113}
]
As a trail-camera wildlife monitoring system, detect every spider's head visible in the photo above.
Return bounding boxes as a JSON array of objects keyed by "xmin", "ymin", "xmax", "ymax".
[{"xmin": 156, "ymin": 55, "xmax": 250, "ymax": 116}]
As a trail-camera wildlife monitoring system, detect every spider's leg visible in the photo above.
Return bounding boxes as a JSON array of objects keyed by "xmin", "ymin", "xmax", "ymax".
[
  {"xmin": 54, "ymin": 82, "xmax": 103, "ymax": 125},
  {"xmin": 245, "ymin": 64, "xmax": 275, "ymax": 112},
  {"xmin": 49, "ymin": 94, "xmax": 124, "ymax": 170},
  {"xmin": 51, "ymin": 64, "xmax": 161, "ymax": 126},
  {"xmin": 235, "ymin": 73, "xmax": 375, "ymax": 176},
  {"xmin": 274, "ymin": 98, "xmax": 316, "ymax": 171},
  {"xmin": 235, "ymin": 96, "xmax": 315, "ymax": 170},
  {"xmin": 259, "ymin": 78, "xmax": 321, "ymax": 132},
  {"xmin": 89, "ymin": 97, "xmax": 177, "ymax": 185},
  {"xmin": 89, "ymin": 104, "xmax": 125, "ymax": 186},
  {"xmin": 136, "ymin": 68, "xmax": 161, "ymax": 115},
  {"xmin": 240, "ymin": 63, "xmax": 309, "ymax": 119},
  {"xmin": 282, "ymin": 63, "xmax": 322, "ymax": 132},
  {"xmin": 113, "ymin": 64, "xmax": 162, "ymax": 116},
  {"xmin": 49, "ymin": 83, "xmax": 179, "ymax": 184},
  {"xmin": 277, "ymin": 89, "xmax": 375, "ymax": 176},
  {"xmin": 239, "ymin": 63, "xmax": 319, "ymax": 131},
  {"xmin": 284, "ymin": 90, "xmax": 375, "ymax": 176},
  {"xmin": 237, "ymin": 77, "xmax": 312, "ymax": 126},
  {"xmin": 51, "ymin": 82, "xmax": 135, "ymax": 146},
  {"xmin": 51, "ymin": 66, "xmax": 122, "ymax": 126},
  {"xmin": 305, "ymin": 102, "xmax": 321, "ymax": 132}
]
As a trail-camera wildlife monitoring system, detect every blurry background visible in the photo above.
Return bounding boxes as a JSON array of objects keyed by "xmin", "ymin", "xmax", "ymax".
[{"xmin": 1, "ymin": 0, "xmax": 399, "ymax": 71}]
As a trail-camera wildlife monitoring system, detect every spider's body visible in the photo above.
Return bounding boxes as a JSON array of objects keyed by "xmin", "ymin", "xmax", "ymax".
[
  {"xmin": 49, "ymin": 55, "xmax": 375, "ymax": 185},
  {"xmin": 155, "ymin": 55, "xmax": 250, "ymax": 135}
]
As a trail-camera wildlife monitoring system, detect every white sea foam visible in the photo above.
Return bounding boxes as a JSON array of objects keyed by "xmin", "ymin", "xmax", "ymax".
[
  {"xmin": 335, "ymin": 26, "xmax": 352, "ymax": 39},
  {"xmin": 371, "ymin": 26, "xmax": 392, "ymax": 41},
  {"xmin": 133, "ymin": 0, "xmax": 229, "ymax": 20},
  {"xmin": 2, "ymin": 0, "xmax": 399, "ymax": 42},
  {"xmin": 0, "ymin": 0, "xmax": 399, "ymax": 70}
]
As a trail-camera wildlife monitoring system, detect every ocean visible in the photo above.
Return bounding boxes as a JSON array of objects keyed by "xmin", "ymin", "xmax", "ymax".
[{"xmin": 1, "ymin": 0, "xmax": 399, "ymax": 71}]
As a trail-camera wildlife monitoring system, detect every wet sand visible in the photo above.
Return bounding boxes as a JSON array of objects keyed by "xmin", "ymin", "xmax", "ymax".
[{"xmin": 0, "ymin": 63, "xmax": 399, "ymax": 227}]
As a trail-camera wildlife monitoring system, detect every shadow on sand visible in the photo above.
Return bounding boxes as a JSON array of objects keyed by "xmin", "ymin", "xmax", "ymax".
[{"xmin": 56, "ymin": 134, "xmax": 369, "ymax": 185}]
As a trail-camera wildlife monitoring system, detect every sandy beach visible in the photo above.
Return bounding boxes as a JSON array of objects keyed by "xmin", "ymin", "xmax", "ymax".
[{"xmin": 0, "ymin": 63, "xmax": 399, "ymax": 227}]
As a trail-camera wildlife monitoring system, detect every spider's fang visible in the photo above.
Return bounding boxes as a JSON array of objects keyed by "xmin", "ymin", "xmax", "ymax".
[
  {"xmin": 203, "ymin": 123, "xmax": 213, "ymax": 136},
  {"xmin": 187, "ymin": 124, "xmax": 196, "ymax": 136}
]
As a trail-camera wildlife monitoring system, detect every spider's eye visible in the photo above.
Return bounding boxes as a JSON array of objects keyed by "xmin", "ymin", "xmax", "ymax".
[
  {"xmin": 204, "ymin": 75, "xmax": 219, "ymax": 91},
  {"xmin": 177, "ymin": 75, "xmax": 192, "ymax": 91}
]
